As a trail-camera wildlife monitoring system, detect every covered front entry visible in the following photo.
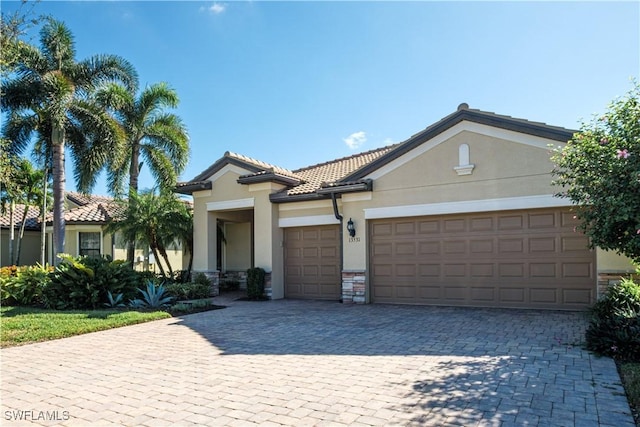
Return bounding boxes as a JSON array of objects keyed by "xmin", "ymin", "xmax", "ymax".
[
  {"xmin": 369, "ymin": 208, "xmax": 596, "ymax": 309},
  {"xmin": 284, "ymin": 225, "xmax": 341, "ymax": 300}
]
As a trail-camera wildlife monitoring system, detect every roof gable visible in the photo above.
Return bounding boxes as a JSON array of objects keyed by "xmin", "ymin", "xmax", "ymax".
[{"xmin": 177, "ymin": 104, "xmax": 575, "ymax": 199}]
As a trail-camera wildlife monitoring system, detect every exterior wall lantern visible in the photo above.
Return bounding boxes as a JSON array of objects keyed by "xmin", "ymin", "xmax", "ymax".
[{"xmin": 346, "ymin": 218, "xmax": 356, "ymax": 237}]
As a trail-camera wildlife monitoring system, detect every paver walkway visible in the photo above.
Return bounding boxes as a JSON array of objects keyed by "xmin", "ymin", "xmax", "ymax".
[{"xmin": 0, "ymin": 295, "xmax": 635, "ymax": 426}]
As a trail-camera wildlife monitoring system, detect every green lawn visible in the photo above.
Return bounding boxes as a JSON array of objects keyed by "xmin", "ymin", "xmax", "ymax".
[{"xmin": 0, "ymin": 306, "xmax": 171, "ymax": 347}]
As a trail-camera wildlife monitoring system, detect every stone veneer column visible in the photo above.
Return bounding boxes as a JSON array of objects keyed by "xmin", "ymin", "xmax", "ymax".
[
  {"xmin": 264, "ymin": 272, "xmax": 272, "ymax": 299},
  {"xmin": 342, "ymin": 270, "xmax": 366, "ymax": 304},
  {"xmin": 196, "ymin": 270, "xmax": 220, "ymax": 297},
  {"xmin": 597, "ymin": 271, "xmax": 639, "ymax": 298}
]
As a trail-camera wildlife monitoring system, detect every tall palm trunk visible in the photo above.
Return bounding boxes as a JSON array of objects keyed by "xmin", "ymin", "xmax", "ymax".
[
  {"xmin": 8, "ymin": 200, "xmax": 15, "ymax": 265},
  {"xmin": 52, "ymin": 126, "xmax": 66, "ymax": 264},
  {"xmin": 41, "ymin": 167, "xmax": 48, "ymax": 266},
  {"xmin": 125, "ymin": 145, "xmax": 141, "ymax": 265},
  {"xmin": 15, "ymin": 205, "xmax": 29, "ymax": 265}
]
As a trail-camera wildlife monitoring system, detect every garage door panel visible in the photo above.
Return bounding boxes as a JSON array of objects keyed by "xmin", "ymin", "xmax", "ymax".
[
  {"xmin": 530, "ymin": 237, "xmax": 556, "ymax": 252},
  {"xmin": 370, "ymin": 208, "xmax": 596, "ymax": 309},
  {"xmin": 530, "ymin": 263, "xmax": 557, "ymax": 277},
  {"xmin": 563, "ymin": 289, "xmax": 592, "ymax": 304},
  {"xmin": 471, "ymin": 263, "xmax": 494, "ymax": 277},
  {"xmin": 471, "ymin": 287, "xmax": 495, "ymax": 301},
  {"xmin": 418, "ymin": 220, "xmax": 440, "ymax": 234},
  {"xmin": 562, "ymin": 236, "xmax": 590, "ymax": 251},
  {"xmin": 529, "ymin": 212, "xmax": 556, "ymax": 228},
  {"xmin": 471, "ymin": 217, "xmax": 493, "ymax": 231},
  {"xmin": 470, "ymin": 239, "xmax": 493, "ymax": 253},
  {"xmin": 444, "ymin": 264, "xmax": 466, "ymax": 277},
  {"xmin": 499, "ymin": 239, "xmax": 524, "ymax": 253},
  {"xmin": 498, "ymin": 215, "xmax": 524, "ymax": 230},
  {"xmin": 444, "ymin": 219, "xmax": 466, "ymax": 232},
  {"xmin": 562, "ymin": 262, "xmax": 592, "ymax": 278},
  {"xmin": 285, "ymin": 225, "xmax": 340, "ymax": 300},
  {"xmin": 419, "ymin": 264, "xmax": 441, "ymax": 277},
  {"xmin": 499, "ymin": 288, "xmax": 526, "ymax": 303},
  {"xmin": 444, "ymin": 241, "xmax": 466, "ymax": 254}
]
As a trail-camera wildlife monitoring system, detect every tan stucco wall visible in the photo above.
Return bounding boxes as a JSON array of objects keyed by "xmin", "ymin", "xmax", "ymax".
[
  {"xmin": 370, "ymin": 131, "xmax": 556, "ymax": 206},
  {"xmin": 1, "ymin": 230, "xmax": 42, "ymax": 266},
  {"xmin": 225, "ymin": 222, "xmax": 251, "ymax": 271},
  {"xmin": 597, "ymin": 248, "xmax": 636, "ymax": 272}
]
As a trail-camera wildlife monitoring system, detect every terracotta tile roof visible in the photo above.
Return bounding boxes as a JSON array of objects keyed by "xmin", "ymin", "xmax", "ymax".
[
  {"xmin": 226, "ymin": 152, "xmax": 299, "ymax": 179},
  {"xmin": 66, "ymin": 192, "xmax": 114, "ymax": 207},
  {"xmin": 54, "ymin": 202, "xmax": 122, "ymax": 224},
  {"xmin": 0, "ymin": 204, "xmax": 42, "ymax": 230},
  {"xmin": 286, "ymin": 145, "xmax": 399, "ymax": 195},
  {"xmin": 179, "ymin": 104, "xmax": 575, "ymax": 199}
]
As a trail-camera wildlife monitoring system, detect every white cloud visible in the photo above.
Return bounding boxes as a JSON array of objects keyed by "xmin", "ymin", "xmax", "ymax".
[
  {"xmin": 200, "ymin": 2, "xmax": 226, "ymax": 15},
  {"xmin": 343, "ymin": 131, "xmax": 367, "ymax": 149}
]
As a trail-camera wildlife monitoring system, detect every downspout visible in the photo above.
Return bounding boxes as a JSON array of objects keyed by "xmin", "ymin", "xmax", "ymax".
[{"xmin": 331, "ymin": 192, "xmax": 344, "ymax": 303}]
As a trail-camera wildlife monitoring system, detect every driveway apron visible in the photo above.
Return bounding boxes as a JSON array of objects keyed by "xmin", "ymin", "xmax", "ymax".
[{"xmin": 0, "ymin": 297, "xmax": 635, "ymax": 426}]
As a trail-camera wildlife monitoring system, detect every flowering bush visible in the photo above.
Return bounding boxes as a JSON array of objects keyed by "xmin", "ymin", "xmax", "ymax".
[{"xmin": 551, "ymin": 83, "xmax": 640, "ymax": 263}]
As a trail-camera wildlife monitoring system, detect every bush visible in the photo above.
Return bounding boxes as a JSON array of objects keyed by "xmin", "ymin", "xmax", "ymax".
[
  {"xmin": 586, "ymin": 277, "xmax": 640, "ymax": 361},
  {"xmin": 246, "ymin": 267, "xmax": 265, "ymax": 299},
  {"xmin": 0, "ymin": 265, "xmax": 51, "ymax": 306},
  {"xmin": 164, "ymin": 282, "xmax": 211, "ymax": 300},
  {"xmin": 43, "ymin": 254, "xmax": 143, "ymax": 310}
]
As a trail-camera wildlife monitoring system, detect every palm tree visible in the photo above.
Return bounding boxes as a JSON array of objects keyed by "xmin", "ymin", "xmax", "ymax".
[
  {"xmin": 0, "ymin": 157, "xmax": 50, "ymax": 265},
  {"xmin": 96, "ymin": 82, "xmax": 189, "ymax": 196},
  {"xmin": 105, "ymin": 189, "xmax": 190, "ymax": 278},
  {"xmin": 95, "ymin": 82, "xmax": 189, "ymax": 263},
  {"xmin": 1, "ymin": 18, "xmax": 138, "ymax": 263}
]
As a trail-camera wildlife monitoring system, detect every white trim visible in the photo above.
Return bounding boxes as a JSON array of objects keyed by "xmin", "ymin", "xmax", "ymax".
[
  {"xmin": 207, "ymin": 198, "xmax": 255, "ymax": 211},
  {"xmin": 279, "ymin": 200, "xmax": 334, "ymax": 211},
  {"xmin": 192, "ymin": 189, "xmax": 212, "ymax": 198},
  {"xmin": 342, "ymin": 192, "xmax": 373, "ymax": 202},
  {"xmin": 279, "ymin": 215, "xmax": 340, "ymax": 228},
  {"xmin": 364, "ymin": 195, "xmax": 573, "ymax": 219},
  {"xmin": 210, "ymin": 164, "xmax": 252, "ymax": 182},
  {"xmin": 454, "ymin": 164, "xmax": 475, "ymax": 176},
  {"xmin": 367, "ymin": 121, "xmax": 562, "ymax": 180}
]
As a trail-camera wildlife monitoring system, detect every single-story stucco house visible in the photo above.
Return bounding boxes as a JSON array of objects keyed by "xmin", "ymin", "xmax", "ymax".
[
  {"xmin": 177, "ymin": 104, "xmax": 635, "ymax": 310},
  {"xmin": 1, "ymin": 192, "xmax": 186, "ymax": 272}
]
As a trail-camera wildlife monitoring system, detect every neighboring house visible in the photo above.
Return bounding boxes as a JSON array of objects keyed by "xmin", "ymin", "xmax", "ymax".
[
  {"xmin": 0, "ymin": 204, "xmax": 42, "ymax": 266},
  {"xmin": 1, "ymin": 192, "xmax": 186, "ymax": 272},
  {"xmin": 177, "ymin": 104, "xmax": 636, "ymax": 309}
]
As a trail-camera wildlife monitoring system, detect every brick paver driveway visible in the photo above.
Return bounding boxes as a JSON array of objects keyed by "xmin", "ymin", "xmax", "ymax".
[{"xmin": 1, "ymin": 296, "xmax": 635, "ymax": 426}]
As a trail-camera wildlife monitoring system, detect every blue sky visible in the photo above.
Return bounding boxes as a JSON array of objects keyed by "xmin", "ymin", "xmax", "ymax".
[{"xmin": 4, "ymin": 0, "xmax": 640, "ymax": 196}]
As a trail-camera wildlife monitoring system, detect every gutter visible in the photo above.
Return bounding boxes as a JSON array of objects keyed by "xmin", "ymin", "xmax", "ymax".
[{"xmin": 330, "ymin": 192, "xmax": 344, "ymax": 303}]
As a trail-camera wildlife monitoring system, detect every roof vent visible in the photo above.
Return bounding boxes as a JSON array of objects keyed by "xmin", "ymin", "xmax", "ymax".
[{"xmin": 457, "ymin": 103, "xmax": 469, "ymax": 111}]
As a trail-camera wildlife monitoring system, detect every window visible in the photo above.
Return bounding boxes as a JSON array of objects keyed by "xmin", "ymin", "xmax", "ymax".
[{"xmin": 79, "ymin": 232, "xmax": 101, "ymax": 258}]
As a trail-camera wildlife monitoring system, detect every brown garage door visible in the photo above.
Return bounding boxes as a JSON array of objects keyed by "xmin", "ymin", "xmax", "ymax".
[
  {"xmin": 370, "ymin": 208, "xmax": 596, "ymax": 309},
  {"xmin": 284, "ymin": 225, "xmax": 341, "ymax": 300}
]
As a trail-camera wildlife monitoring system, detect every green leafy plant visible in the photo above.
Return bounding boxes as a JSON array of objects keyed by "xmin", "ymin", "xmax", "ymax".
[
  {"xmin": 164, "ymin": 282, "xmax": 211, "ymax": 301},
  {"xmin": 0, "ymin": 265, "xmax": 50, "ymax": 306},
  {"xmin": 586, "ymin": 277, "xmax": 640, "ymax": 361},
  {"xmin": 43, "ymin": 254, "xmax": 142, "ymax": 310},
  {"xmin": 129, "ymin": 281, "xmax": 174, "ymax": 308},
  {"xmin": 246, "ymin": 267, "xmax": 266, "ymax": 300}
]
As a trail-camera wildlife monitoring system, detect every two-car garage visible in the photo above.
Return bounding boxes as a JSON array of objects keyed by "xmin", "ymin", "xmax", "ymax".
[{"xmin": 369, "ymin": 208, "xmax": 596, "ymax": 310}]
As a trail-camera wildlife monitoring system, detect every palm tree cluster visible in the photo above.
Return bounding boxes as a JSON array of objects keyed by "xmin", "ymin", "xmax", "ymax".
[{"xmin": 1, "ymin": 17, "xmax": 190, "ymax": 266}]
